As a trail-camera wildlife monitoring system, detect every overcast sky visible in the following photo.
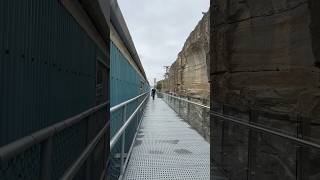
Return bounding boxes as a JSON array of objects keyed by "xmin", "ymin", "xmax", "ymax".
[{"xmin": 118, "ymin": 0, "xmax": 209, "ymax": 86}]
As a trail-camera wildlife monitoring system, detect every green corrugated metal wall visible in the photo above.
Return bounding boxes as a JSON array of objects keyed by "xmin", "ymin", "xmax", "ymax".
[
  {"xmin": 109, "ymin": 41, "xmax": 149, "ymax": 179},
  {"xmin": 0, "ymin": 0, "xmax": 96, "ymax": 146},
  {"xmin": 110, "ymin": 41, "xmax": 148, "ymax": 107},
  {"xmin": 110, "ymin": 40, "xmax": 149, "ymax": 138},
  {"xmin": 0, "ymin": 0, "xmax": 107, "ymax": 179}
]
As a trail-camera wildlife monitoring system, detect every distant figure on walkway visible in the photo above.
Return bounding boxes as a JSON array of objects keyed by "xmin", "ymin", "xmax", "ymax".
[{"xmin": 151, "ymin": 88, "xmax": 156, "ymax": 100}]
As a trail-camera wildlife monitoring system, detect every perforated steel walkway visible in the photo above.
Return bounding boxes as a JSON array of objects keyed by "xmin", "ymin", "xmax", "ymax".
[{"xmin": 124, "ymin": 97, "xmax": 210, "ymax": 180}]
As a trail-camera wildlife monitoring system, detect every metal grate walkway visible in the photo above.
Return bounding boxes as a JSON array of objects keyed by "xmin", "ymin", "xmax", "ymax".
[{"xmin": 124, "ymin": 97, "xmax": 210, "ymax": 180}]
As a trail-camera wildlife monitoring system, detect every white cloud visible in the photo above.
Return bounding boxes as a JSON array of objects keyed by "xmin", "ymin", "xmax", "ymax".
[{"xmin": 118, "ymin": 0, "xmax": 209, "ymax": 85}]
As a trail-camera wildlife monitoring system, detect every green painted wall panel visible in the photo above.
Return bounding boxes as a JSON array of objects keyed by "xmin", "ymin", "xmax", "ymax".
[
  {"xmin": 0, "ymin": 0, "xmax": 97, "ymax": 146},
  {"xmin": 0, "ymin": 1, "xmax": 108, "ymax": 180},
  {"xmin": 109, "ymin": 41, "xmax": 149, "ymax": 179}
]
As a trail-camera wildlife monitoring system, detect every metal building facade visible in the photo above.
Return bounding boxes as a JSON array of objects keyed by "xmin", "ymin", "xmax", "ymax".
[
  {"xmin": 0, "ymin": 0, "xmax": 110, "ymax": 180},
  {"xmin": 0, "ymin": 0, "xmax": 97, "ymax": 146},
  {"xmin": 108, "ymin": 1, "xmax": 149, "ymax": 179},
  {"xmin": 108, "ymin": 15, "xmax": 149, "ymax": 176},
  {"xmin": 109, "ymin": 40, "xmax": 149, "ymax": 178},
  {"xmin": 110, "ymin": 42, "xmax": 147, "ymax": 107}
]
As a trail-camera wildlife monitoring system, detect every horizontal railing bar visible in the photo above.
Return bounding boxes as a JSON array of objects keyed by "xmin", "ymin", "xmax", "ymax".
[
  {"xmin": 119, "ymin": 107, "xmax": 146, "ymax": 180},
  {"xmin": 0, "ymin": 101, "xmax": 110, "ymax": 162},
  {"xmin": 110, "ymin": 92, "xmax": 148, "ymax": 113},
  {"xmin": 211, "ymin": 111, "xmax": 320, "ymax": 149},
  {"xmin": 216, "ymin": 102, "xmax": 296, "ymax": 122},
  {"xmin": 110, "ymin": 95, "xmax": 148, "ymax": 150},
  {"xmin": 159, "ymin": 92, "xmax": 210, "ymax": 109},
  {"xmin": 61, "ymin": 121, "xmax": 110, "ymax": 180}
]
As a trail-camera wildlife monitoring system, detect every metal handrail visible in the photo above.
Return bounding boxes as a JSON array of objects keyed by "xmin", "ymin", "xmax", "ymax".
[
  {"xmin": 64, "ymin": 92, "xmax": 149, "ymax": 179},
  {"xmin": 160, "ymin": 92, "xmax": 210, "ymax": 141},
  {"xmin": 110, "ymin": 94, "xmax": 148, "ymax": 149},
  {"xmin": 108, "ymin": 92, "xmax": 148, "ymax": 179},
  {"xmin": 111, "ymin": 92, "xmax": 148, "ymax": 113},
  {"xmin": 159, "ymin": 92, "xmax": 210, "ymax": 109},
  {"xmin": 61, "ymin": 121, "xmax": 110, "ymax": 180},
  {"xmin": 0, "ymin": 101, "xmax": 110, "ymax": 180},
  {"xmin": 0, "ymin": 101, "xmax": 109, "ymax": 162},
  {"xmin": 211, "ymin": 111, "xmax": 320, "ymax": 149}
]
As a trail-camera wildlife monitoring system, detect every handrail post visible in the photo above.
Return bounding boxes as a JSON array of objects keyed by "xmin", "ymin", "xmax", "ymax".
[
  {"xmin": 120, "ymin": 104, "xmax": 127, "ymax": 176},
  {"xmin": 248, "ymin": 109, "xmax": 258, "ymax": 179},
  {"xmin": 187, "ymin": 96, "xmax": 190, "ymax": 123},
  {"xmin": 172, "ymin": 95, "xmax": 174, "ymax": 108},
  {"xmin": 178, "ymin": 96, "xmax": 181, "ymax": 115},
  {"xmin": 201, "ymin": 99, "xmax": 207, "ymax": 138},
  {"xmin": 40, "ymin": 137, "xmax": 53, "ymax": 180},
  {"xmin": 297, "ymin": 114, "xmax": 310, "ymax": 180},
  {"xmin": 86, "ymin": 116, "xmax": 92, "ymax": 180},
  {"xmin": 175, "ymin": 95, "xmax": 177, "ymax": 111},
  {"xmin": 202, "ymin": 107, "xmax": 206, "ymax": 137}
]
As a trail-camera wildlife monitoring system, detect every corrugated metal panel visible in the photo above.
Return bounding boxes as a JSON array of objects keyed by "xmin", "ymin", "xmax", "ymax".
[
  {"xmin": 0, "ymin": 0, "xmax": 96, "ymax": 146},
  {"xmin": 110, "ymin": 41, "xmax": 143, "ymax": 107},
  {"xmin": 109, "ymin": 41, "xmax": 149, "ymax": 179},
  {"xmin": 0, "ymin": 0, "xmax": 108, "ymax": 179}
]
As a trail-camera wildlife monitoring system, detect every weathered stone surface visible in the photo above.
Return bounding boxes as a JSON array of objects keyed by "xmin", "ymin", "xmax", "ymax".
[
  {"xmin": 210, "ymin": 0, "xmax": 320, "ymax": 179},
  {"xmin": 158, "ymin": 14, "xmax": 210, "ymax": 143},
  {"xmin": 211, "ymin": 0, "xmax": 320, "ymax": 118},
  {"xmin": 161, "ymin": 13, "xmax": 210, "ymax": 101}
]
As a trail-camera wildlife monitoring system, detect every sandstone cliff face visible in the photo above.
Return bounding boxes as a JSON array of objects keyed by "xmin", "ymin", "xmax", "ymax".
[
  {"xmin": 162, "ymin": 13, "xmax": 210, "ymax": 101},
  {"xmin": 210, "ymin": 1, "xmax": 320, "ymax": 179},
  {"xmin": 211, "ymin": 0, "xmax": 320, "ymax": 118}
]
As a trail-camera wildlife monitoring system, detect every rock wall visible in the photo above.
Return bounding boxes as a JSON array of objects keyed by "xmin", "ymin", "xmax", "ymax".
[
  {"xmin": 210, "ymin": 0, "xmax": 320, "ymax": 179},
  {"xmin": 210, "ymin": 0, "xmax": 320, "ymax": 118},
  {"xmin": 161, "ymin": 13, "xmax": 210, "ymax": 102}
]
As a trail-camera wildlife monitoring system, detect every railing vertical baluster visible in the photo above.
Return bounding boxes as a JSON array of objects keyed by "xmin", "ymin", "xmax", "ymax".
[
  {"xmin": 178, "ymin": 96, "xmax": 181, "ymax": 115},
  {"xmin": 247, "ymin": 109, "xmax": 258, "ymax": 179},
  {"xmin": 297, "ymin": 114, "xmax": 310, "ymax": 180},
  {"xmin": 173, "ymin": 95, "xmax": 174, "ymax": 109},
  {"xmin": 175, "ymin": 95, "xmax": 177, "ymax": 111},
  {"xmin": 86, "ymin": 116, "xmax": 92, "ymax": 180},
  {"xmin": 187, "ymin": 96, "xmax": 190, "ymax": 123},
  {"xmin": 202, "ymin": 106, "xmax": 206, "ymax": 138},
  {"xmin": 202, "ymin": 99, "xmax": 207, "ymax": 138},
  {"xmin": 40, "ymin": 137, "xmax": 53, "ymax": 180},
  {"xmin": 220, "ymin": 105, "xmax": 225, "ymax": 164},
  {"xmin": 172, "ymin": 95, "xmax": 173, "ymax": 107},
  {"xmin": 120, "ymin": 104, "xmax": 127, "ymax": 175}
]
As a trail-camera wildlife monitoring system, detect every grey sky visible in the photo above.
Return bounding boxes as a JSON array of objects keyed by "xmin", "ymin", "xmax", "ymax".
[{"xmin": 118, "ymin": 0, "xmax": 209, "ymax": 86}]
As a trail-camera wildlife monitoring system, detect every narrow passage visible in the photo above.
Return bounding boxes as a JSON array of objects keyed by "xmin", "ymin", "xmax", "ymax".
[{"xmin": 124, "ymin": 97, "xmax": 210, "ymax": 180}]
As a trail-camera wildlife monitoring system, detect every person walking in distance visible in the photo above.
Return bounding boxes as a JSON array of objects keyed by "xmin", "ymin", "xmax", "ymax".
[{"xmin": 151, "ymin": 88, "xmax": 156, "ymax": 100}]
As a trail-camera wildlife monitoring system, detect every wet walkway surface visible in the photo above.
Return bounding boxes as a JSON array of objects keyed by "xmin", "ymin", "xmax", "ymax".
[{"xmin": 124, "ymin": 97, "xmax": 210, "ymax": 180}]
